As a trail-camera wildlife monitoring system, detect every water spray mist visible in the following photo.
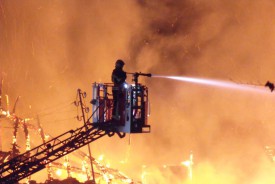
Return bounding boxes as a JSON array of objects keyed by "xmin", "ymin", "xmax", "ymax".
[{"xmin": 152, "ymin": 75, "xmax": 272, "ymax": 94}]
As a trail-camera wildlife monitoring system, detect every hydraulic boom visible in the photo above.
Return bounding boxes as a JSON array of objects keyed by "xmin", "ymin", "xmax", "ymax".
[
  {"xmin": 0, "ymin": 122, "xmax": 125, "ymax": 183},
  {"xmin": 0, "ymin": 76, "xmax": 151, "ymax": 183}
]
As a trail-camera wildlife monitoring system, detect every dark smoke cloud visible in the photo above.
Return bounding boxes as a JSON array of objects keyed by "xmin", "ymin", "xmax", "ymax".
[{"xmin": 1, "ymin": 0, "xmax": 275, "ymax": 183}]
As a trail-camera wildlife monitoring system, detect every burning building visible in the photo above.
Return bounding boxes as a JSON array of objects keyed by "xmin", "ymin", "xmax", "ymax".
[{"xmin": 2, "ymin": 0, "xmax": 275, "ymax": 183}]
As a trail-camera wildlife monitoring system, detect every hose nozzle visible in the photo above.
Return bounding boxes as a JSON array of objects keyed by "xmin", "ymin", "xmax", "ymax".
[
  {"xmin": 135, "ymin": 73, "xmax": 152, "ymax": 77},
  {"xmin": 265, "ymin": 81, "xmax": 274, "ymax": 92}
]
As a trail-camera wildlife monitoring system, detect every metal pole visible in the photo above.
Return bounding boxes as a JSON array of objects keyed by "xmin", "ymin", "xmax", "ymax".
[{"xmin": 78, "ymin": 89, "xmax": 96, "ymax": 183}]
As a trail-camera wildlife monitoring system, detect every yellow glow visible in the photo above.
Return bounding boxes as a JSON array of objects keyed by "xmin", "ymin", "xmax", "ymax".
[
  {"xmin": 106, "ymin": 161, "xmax": 111, "ymax": 168},
  {"xmin": 1, "ymin": 110, "xmax": 7, "ymax": 116},
  {"xmin": 82, "ymin": 160, "xmax": 87, "ymax": 172},
  {"xmin": 109, "ymin": 174, "xmax": 114, "ymax": 179},
  {"xmin": 103, "ymin": 173, "xmax": 110, "ymax": 182},
  {"xmin": 63, "ymin": 162, "xmax": 68, "ymax": 167},
  {"xmin": 98, "ymin": 154, "xmax": 104, "ymax": 161},
  {"xmin": 4, "ymin": 155, "xmax": 10, "ymax": 162},
  {"xmin": 26, "ymin": 134, "xmax": 31, "ymax": 151},
  {"xmin": 119, "ymin": 160, "xmax": 126, "ymax": 164},
  {"xmin": 76, "ymin": 173, "xmax": 87, "ymax": 182},
  {"xmin": 5, "ymin": 95, "xmax": 9, "ymax": 113},
  {"xmin": 24, "ymin": 118, "xmax": 32, "ymax": 122},
  {"xmin": 12, "ymin": 136, "xmax": 16, "ymax": 144},
  {"xmin": 181, "ymin": 160, "xmax": 192, "ymax": 167},
  {"xmin": 124, "ymin": 178, "xmax": 133, "ymax": 183},
  {"xmin": 56, "ymin": 169, "xmax": 62, "ymax": 176},
  {"xmin": 45, "ymin": 134, "xmax": 50, "ymax": 140}
]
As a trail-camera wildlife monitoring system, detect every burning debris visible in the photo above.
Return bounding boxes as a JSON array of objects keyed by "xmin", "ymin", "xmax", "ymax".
[{"xmin": 0, "ymin": 80, "xmax": 137, "ymax": 184}]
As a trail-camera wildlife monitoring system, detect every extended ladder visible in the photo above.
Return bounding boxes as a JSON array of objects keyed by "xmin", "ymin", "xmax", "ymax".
[{"xmin": 0, "ymin": 122, "xmax": 125, "ymax": 183}]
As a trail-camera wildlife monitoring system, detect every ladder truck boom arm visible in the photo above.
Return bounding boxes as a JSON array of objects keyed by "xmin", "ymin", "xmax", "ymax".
[
  {"xmin": 0, "ymin": 122, "xmax": 125, "ymax": 183},
  {"xmin": 0, "ymin": 78, "xmax": 152, "ymax": 183}
]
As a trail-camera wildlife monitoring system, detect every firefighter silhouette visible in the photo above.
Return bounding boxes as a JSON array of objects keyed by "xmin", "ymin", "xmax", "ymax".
[{"xmin": 111, "ymin": 60, "xmax": 127, "ymax": 123}]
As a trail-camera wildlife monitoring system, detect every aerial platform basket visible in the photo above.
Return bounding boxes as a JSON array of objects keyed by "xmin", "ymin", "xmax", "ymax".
[{"xmin": 91, "ymin": 82, "xmax": 151, "ymax": 133}]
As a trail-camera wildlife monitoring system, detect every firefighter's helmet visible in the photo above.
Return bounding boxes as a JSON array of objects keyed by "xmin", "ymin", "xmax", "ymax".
[{"xmin": 115, "ymin": 59, "xmax": 125, "ymax": 68}]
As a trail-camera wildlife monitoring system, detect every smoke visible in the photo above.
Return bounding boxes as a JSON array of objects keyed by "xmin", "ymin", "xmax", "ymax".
[
  {"xmin": 1, "ymin": 0, "xmax": 275, "ymax": 183},
  {"xmin": 128, "ymin": 0, "xmax": 275, "ymax": 183}
]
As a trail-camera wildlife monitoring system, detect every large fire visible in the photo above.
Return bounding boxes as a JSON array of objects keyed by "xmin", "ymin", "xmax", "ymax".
[{"xmin": 2, "ymin": 0, "xmax": 275, "ymax": 183}]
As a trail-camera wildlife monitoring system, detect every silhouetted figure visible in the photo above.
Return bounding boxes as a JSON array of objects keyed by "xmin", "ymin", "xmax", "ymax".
[
  {"xmin": 265, "ymin": 81, "xmax": 274, "ymax": 92},
  {"xmin": 111, "ymin": 60, "xmax": 127, "ymax": 121}
]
